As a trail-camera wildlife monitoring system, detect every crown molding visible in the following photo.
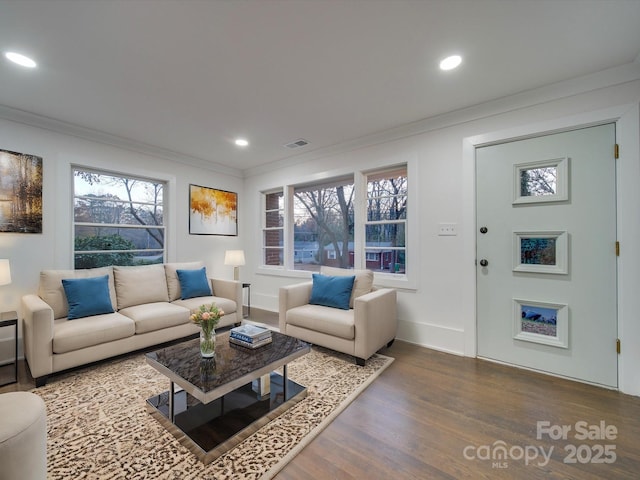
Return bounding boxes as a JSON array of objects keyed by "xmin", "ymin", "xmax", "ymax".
[
  {"xmin": 244, "ymin": 62, "xmax": 640, "ymax": 178},
  {"xmin": 0, "ymin": 104, "xmax": 243, "ymax": 178},
  {"xmin": 2, "ymin": 61, "xmax": 638, "ymax": 181}
]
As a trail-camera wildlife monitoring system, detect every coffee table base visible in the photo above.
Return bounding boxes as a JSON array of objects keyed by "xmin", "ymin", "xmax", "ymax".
[{"xmin": 146, "ymin": 372, "xmax": 307, "ymax": 464}]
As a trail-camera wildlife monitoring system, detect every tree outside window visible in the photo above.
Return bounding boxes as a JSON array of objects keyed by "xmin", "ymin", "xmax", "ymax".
[
  {"xmin": 261, "ymin": 164, "xmax": 408, "ymax": 276},
  {"xmin": 73, "ymin": 169, "xmax": 165, "ymax": 269},
  {"xmin": 293, "ymin": 178, "xmax": 354, "ymax": 271},
  {"xmin": 365, "ymin": 167, "xmax": 407, "ymax": 274}
]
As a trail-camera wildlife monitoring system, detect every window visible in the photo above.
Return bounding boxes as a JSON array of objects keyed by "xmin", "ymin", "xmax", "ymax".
[
  {"xmin": 73, "ymin": 168, "xmax": 165, "ymax": 269},
  {"xmin": 293, "ymin": 176, "xmax": 354, "ymax": 272},
  {"xmin": 263, "ymin": 190, "xmax": 284, "ymax": 267},
  {"xmin": 260, "ymin": 164, "xmax": 408, "ymax": 280},
  {"xmin": 365, "ymin": 167, "xmax": 407, "ymax": 274}
]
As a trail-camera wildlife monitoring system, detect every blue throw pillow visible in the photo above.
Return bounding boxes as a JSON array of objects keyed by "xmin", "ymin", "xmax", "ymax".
[
  {"xmin": 309, "ymin": 273, "xmax": 356, "ymax": 310},
  {"xmin": 62, "ymin": 275, "xmax": 115, "ymax": 320},
  {"xmin": 177, "ymin": 267, "xmax": 212, "ymax": 299}
]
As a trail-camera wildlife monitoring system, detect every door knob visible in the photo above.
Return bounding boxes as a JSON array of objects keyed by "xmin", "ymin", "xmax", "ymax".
[{"xmin": 479, "ymin": 259, "xmax": 489, "ymax": 267}]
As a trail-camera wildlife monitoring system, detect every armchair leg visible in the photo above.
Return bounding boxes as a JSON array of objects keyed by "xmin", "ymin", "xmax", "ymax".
[
  {"xmin": 356, "ymin": 357, "xmax": 366, "ymax": 367},
  {"xmin": 386, "ymin": 338, "xmax": 395, "ymax": 348}
]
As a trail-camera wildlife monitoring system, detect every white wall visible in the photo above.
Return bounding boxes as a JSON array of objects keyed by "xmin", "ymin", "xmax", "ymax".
[
  {"xmin": 243, "ymin": 68, "xmax": 640, "ymax": 395},
  {"xmin": 1, "ymin": 64, "xmax": 638, "ymax": 395},
  {"xmin": 0, "ymin": 119, "xmax": 244, "ymax": 358}
]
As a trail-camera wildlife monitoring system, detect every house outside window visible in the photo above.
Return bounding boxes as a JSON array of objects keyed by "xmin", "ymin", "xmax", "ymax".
[
  {"xmin": 73, "ymin": 168, "xmax": 165, "ymax": 269},
  {"xmin": 366, "ymin": 251, "xmax": 379, "ymax": 262},
  {"xmin": 263, "ymin": 190, "xmax": 284, "ymax": 267}
]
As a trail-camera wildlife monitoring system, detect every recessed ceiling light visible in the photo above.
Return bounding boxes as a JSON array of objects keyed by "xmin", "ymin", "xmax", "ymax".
[
  {"xmin": 234, "ymin": 138, "xmax": 249, "ymax": 147},
  {"xmin": 439, "ymin": 55, "xmax": 462, "ymax": 71},
  {"xmin": 5, "ymin": 51, "xmax": 37, "ymax": 68}
]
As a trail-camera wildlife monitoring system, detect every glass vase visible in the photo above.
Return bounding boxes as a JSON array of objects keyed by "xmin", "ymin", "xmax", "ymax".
[{"xmin": 200, "ymin": 326, "xmax": 216, "ymax": 358}]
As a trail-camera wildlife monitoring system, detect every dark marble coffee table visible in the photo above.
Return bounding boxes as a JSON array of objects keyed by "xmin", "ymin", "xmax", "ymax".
[{"xmin": 145, "ymin": 330, "xmax": 310, "ymax": 464}]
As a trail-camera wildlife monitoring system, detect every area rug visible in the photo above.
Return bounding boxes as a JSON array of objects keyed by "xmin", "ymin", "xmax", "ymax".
[{"xmin": 33, "ymin": 347, "xmax": 393, "ymax": 479}]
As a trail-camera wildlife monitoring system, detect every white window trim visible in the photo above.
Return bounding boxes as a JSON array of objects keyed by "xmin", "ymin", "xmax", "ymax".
[
  {"xmin": 260, "ymin": 188, "xmax": 285, "ymax": 270},
  {"xmin": 71, "ymin": 165, "xmax": 172, "ymax": 266},
  {"xmin": 257, "ymin": 160, "xmax": 418, "ymax": 291}
]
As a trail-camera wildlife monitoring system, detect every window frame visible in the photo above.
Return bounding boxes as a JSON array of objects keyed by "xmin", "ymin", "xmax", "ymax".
[
  {"xmin": 72, "ymin": 166, "xmax": 167, "ymax": 269},
  {"xmin": 261, "ymin": 188, "xmax": 285, "ymax": 270},
  {"xmin": 362, "ymin": 165, "xmax": 408, "ymax": 277},
  {"xmin": 259, "ymin": 161, "xmax": 416, "ymax": 290},
  {"xmin": 292, "ymin": 175, "xmax": 355, "ymax": 272}
]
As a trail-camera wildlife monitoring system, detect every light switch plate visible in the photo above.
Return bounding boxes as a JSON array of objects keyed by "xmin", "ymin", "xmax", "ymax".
[{"xmin": 438, "ymin": 223, "xmax": 457, "ymax": 236}]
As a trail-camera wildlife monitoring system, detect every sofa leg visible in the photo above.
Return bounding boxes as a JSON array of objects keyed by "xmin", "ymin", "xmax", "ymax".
[
  {"xmin": 387, "ymin": 338, "xmax": 395, "ymax": 348},
  {"xmin": 34, "ymin": 376, "xmax": 48, "ymax": 388},
  {"xmin": 356, "ymin": 357, "xmax": 366, "ymax": 367}
]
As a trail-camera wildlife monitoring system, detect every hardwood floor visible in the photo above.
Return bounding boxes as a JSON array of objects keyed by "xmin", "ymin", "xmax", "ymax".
[
  {"xmin": 276, "ymin": 338, "xmax": 640, "ymax": 479},
  {"xmin": 3, "ymin": 309, "xmax": 639, "ymax": 479}
]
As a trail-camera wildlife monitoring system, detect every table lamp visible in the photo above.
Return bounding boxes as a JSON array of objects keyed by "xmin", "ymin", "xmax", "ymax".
[
  {"xmin": 0, "ymin": 259, "xmax": 11, "ymax": 286},
  {"xmin": 224, "ymin": 250, "xmax": 245, "ymax": 281}
]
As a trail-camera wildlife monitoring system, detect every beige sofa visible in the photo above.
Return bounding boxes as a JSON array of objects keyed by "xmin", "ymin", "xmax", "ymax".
[
  {"xmin": 22, "ymin": 261, "xmax": 242, "ymax": 386},
  {"xmin": 279, "ymin": 266, "xmax": 397, "ymax": 366}
]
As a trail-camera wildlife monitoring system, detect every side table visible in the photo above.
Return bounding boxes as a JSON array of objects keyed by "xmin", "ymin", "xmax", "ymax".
[
  {"xmin": 242, "ymin": 283, "xmax": 251, "ymax": 318},
  {"xmin": 0, "ymin": 311, "xmax": 18, "ymax": 387}
]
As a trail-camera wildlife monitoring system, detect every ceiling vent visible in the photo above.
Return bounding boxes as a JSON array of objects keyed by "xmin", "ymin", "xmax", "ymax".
[{"xmin": 284, "ymin": 139, "xmax": 310, "ymax": 149}]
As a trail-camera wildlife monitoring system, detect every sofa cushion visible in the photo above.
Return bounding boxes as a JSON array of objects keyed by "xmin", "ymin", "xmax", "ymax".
[
  {"xmin": 62, "ymin": 275, "xmax": 115, "ymax": 320},
  {"xmin": 164, "ymin": 261, "xmax": 206, "ymax": 301},
  {"xmin": 39, "ymin": 267, "xmax": 117, "ymax": 320},
  {"xmin": 285, "ymin": 304, "xmax": 355, "ymax": 340},
  {"xmin": 320, "ymin": 266, "xmax": 374, "ymax": 308},
  {"xmin": 113, "ymin": 265, "xmax": 169, "ymax": 309},
  {"xmin": 118, "ymin": 302, "xmax": 190, "ymax": 334},
  {"xmin": 176, "ymin": 267, "xmax": 212, "ymax": 299},
  {"xmin": 172, "ymin": 296, "xmax": 237, "ymax": 317},
  {"xmin": 309, "ymin": 273, "xmax": 355, "ymax": 310},
  {"xmin": 53, "ymin": 312, "xmax": 135, "ymax": 354}
]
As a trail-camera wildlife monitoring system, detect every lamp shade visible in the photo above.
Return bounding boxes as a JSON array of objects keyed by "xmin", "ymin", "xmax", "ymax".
[
  {"xmin": 0, "ymin": 259, "xmax": 11, "ymax": 286},
  {"xmin": 224, "ymin": 250, "xmax": 246, "ymax": 267}
]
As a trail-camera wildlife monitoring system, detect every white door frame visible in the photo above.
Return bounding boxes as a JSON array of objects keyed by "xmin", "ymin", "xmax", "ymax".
[{"xmin": 462, "ymin": 103, "xmax": 640, "ymax": 395}]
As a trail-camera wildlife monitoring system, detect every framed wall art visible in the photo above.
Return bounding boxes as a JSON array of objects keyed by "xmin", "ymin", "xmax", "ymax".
[
  {"xmin": 513, "ymin": 230, "xmax": 568, "ymax": 274},
  {"xmin": 189, "ymin": 184, "xmax": 238, "ymax": 236},
  {"xmin": 513, "ymin": 298, "xmax": 568, "ymax": 348},
  {"xmin": 513, "ymin": 157, "xmax": 568, "ymax": 205},
  {"xmin": 0, "ymin": 148, "xmax": 43, "ymax": 233}
]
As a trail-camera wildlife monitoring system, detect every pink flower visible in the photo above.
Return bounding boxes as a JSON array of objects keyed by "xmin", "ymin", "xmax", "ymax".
[{"xmin": 202, "ymin": 312, "xmax": 211, "ymax": 320}]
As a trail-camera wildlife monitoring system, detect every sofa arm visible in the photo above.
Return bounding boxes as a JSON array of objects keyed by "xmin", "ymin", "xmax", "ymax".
[
  {"xmin": 279, "ymin": 282, "xmax": 313, "ymax": 332},
  {"xmin": 210, "ymin": 278, "xmax": 243, "ymax": 315},
  {"xmin": 21, "ymin": 294, "xmax": 55, "ymax": 380},
  {"xmin": 353, "ymin": 288, "xmax": 397, "ymax": 361}
]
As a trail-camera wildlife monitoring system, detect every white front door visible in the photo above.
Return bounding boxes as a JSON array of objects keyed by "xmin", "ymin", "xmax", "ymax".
[{"xmin": 476, "ymin": 124, "xmax": 618, "ymax": 387}]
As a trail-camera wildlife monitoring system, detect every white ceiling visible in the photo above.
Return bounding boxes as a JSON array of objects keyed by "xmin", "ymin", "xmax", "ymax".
[{"xmin": 1, "ymin": 0, "xmax": 640, "ymax": 173}]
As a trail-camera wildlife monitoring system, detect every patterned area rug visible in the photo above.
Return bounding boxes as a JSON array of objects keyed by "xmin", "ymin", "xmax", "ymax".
[{"xmin": 34, "ymin": 347, "xmax": 393, "ymax": 479}]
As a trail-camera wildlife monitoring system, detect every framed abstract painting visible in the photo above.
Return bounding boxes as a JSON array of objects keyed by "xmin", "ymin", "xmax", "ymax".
[{"xmin": 189, "ymin": 184, "xmax": 238, "ymax": 236}]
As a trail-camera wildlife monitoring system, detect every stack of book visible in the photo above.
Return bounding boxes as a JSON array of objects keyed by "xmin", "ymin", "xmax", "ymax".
[{"xmin": 229, "ymin": 324, "xmax": 272, "ymax": 349}]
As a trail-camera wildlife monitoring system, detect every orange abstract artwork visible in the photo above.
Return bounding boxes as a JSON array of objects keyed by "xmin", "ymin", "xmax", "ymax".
[{"xmin": 189, "ymin": 185, "xmax": 237, "ymax": 235}]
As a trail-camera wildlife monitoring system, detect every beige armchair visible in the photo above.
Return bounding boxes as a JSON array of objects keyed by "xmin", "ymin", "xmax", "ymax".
[{"xmin": 279, "ymin": 267, "xmax": 397, "ymax": 365}]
